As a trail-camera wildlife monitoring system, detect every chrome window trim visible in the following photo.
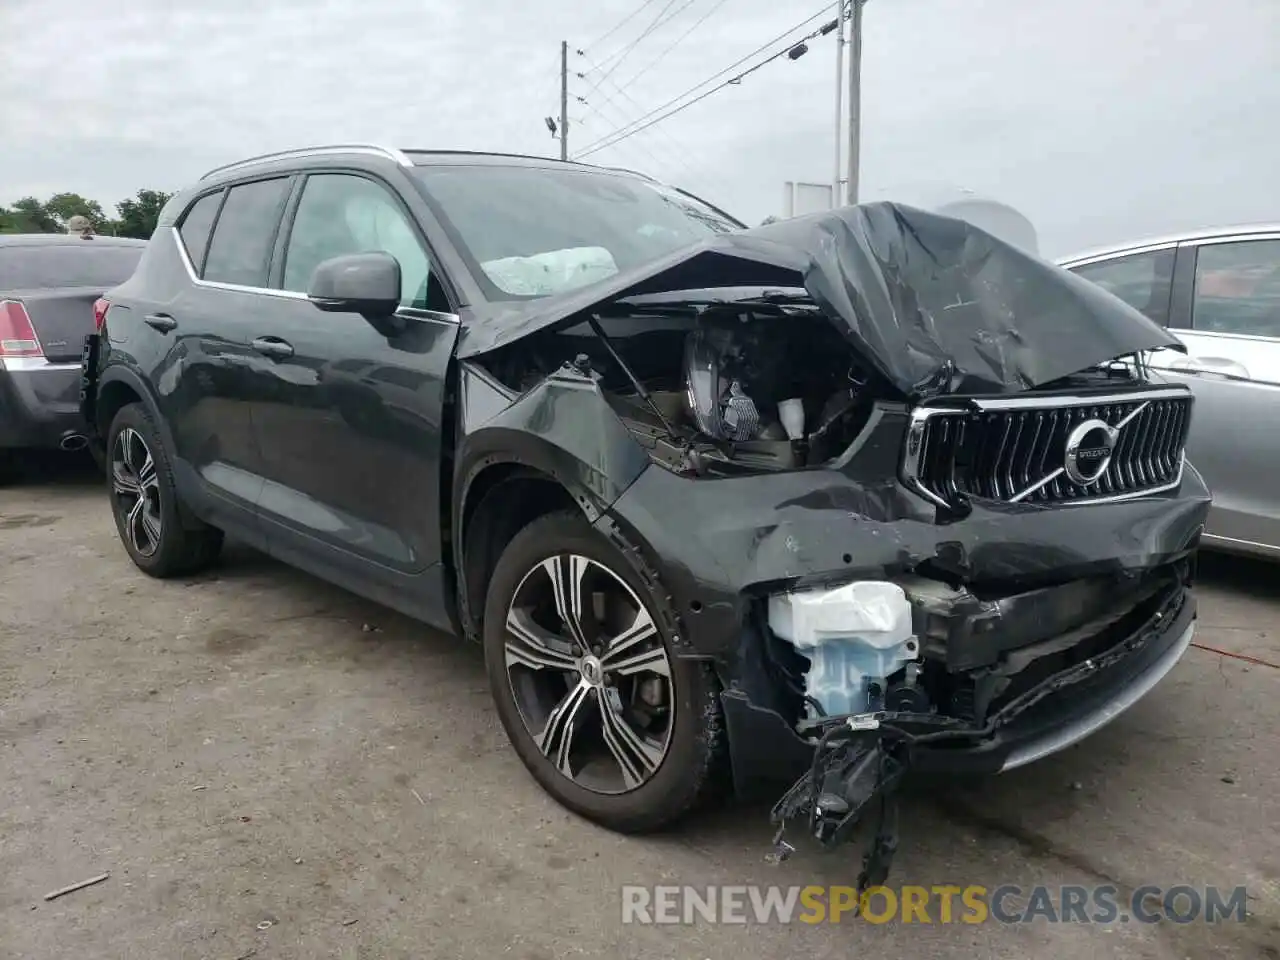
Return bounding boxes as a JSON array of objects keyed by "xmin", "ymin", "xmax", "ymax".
[
  {"xmin": 172, "ymin": 229, "xmax": 461, "ymax": 324},
  {"xmin": 1181, "ymin": 231, "xmax": 1280, "ymax": 248},
  {"xmin": 200, "ymin": 144, "xmax": 413, "ymax": 181},
  {"xmin": 1060, "ymin": 242, "xmax": 1178, "ymax": 270},
  {"xmin": 1057, "ymin": 222, "xmax": 1280, "ymax": 266},
  {"xmin": 0, "ymin": 356, "xmax": 80, "ymax": 372},
  {"xmin": 900, "ymin": 387, "xmax": 1192, "ymax": 509}
]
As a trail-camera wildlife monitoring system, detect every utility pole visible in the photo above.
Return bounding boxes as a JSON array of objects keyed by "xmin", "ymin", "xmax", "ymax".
[
  {"xmin": 832, "ymin": 1, "xmax": 845, "ymax": 207},
  {"xmin": 846, "ymin": 0, "xmax": 863, "ymax": 204},
  {"xmin": 559, "ymin": 40, "xmax": 570, "ymax": 161}
]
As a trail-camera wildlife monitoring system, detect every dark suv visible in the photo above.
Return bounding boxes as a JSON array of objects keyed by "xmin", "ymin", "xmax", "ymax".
[{"xmin": 83, "ymin": 145, "xmax": 1210, "ymax": 877}]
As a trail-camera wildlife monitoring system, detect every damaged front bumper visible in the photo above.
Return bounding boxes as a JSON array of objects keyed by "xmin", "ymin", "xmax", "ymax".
[{"xmin": 591, "ymin": 411, "xmax": 1208, "ymax": 887}]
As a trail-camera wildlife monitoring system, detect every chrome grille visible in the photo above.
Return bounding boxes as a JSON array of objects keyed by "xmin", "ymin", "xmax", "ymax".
[{"xmin": 902, "ymin": 388, "xmax": 1194, "ymax": 508}]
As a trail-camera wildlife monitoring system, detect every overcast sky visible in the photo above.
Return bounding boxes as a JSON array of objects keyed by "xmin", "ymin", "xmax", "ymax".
[{"xmin": 3, "ymin": 0, "xmax": 1277, "ymax": 256}]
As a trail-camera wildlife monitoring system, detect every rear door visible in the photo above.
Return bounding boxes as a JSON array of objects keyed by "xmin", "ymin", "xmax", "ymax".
[
  {"xmin": 154, "ymin": 176, "xmax": 293, "ymax": 522},
  {"xmin": 0, "ymin": 243, "xmax": 144, "ymax": 361},
  {"xmin": 247, "ymin": 170, "xmax": 459, "ymax": 580},
  {"xmin": 1159, "ymin": 234, "xmax": 1280, "ymax": 553}
]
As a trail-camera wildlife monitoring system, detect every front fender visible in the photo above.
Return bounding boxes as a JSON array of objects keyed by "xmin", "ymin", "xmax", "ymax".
[{"xmin": 453, "ymin": 362, "xmax": 652, "ymax": 529}]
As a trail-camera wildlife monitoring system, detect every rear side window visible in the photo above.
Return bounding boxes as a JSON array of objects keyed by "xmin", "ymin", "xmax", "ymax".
[
  {"xmin": 202, "ymin": 177, "xmax": 291, "ymax": 287},
  {"xmin": 0, "ymin": 244, "xmax": 144, "ymax": 290},
  {"xmin": 1072, "ymin": 249, "xmax": 1175, "ymax": 326},
  {"xmin": 1192, "ymin": 239, "xmax": 1280, "ymax": 338},
  {"xmin": 178, "ymin": 191, "xmax": 223, "ymax": 272}
]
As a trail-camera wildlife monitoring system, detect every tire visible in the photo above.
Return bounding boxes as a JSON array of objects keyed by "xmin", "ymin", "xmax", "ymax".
[
  {"xmin": 105, "ymin": 402, "xmax": 223, "ymax": 577},
  {"xmin": 482, "ymin": 509, "xmax": 726, "ymax": 833}
]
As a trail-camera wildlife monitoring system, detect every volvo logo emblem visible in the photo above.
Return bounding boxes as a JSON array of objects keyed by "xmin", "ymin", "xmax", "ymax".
[{"xmin": 1064, "ymin": 418, "xmax": 1119, "ymax": 486}]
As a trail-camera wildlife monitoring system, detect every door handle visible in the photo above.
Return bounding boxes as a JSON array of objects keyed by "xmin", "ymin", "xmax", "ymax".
[
  {"xmin": 250, "ymin": 336, "xmax": 294, "ymax": 360},
  {"xmin": 144, "ymin": 313, "xmax": 178, "ymax": 333},
  {"xmin": 1166, "ymin": 355, "xmax": 1250, "ymax": 380}
]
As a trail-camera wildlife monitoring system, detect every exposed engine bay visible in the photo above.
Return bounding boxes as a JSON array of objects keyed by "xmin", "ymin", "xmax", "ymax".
[{"xmin": 478, "ymin": 290, "xmax": 881, "ymax": 473}]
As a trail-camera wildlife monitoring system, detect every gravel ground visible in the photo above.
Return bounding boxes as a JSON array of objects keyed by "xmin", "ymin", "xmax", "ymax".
[{"xmin": 1, "ymin": 455, "xmax": 1277, "ymax": 959}]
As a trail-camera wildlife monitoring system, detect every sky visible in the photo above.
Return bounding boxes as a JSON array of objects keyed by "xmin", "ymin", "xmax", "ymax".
[{"xmin": 2, "ymin": 0, "xmax": 1278, "ymax": 258}]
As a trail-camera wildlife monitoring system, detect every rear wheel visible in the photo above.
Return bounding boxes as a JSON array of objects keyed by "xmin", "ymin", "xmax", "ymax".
[
  {"xmin": 106, "ymin": 403, "xmax": 223, "ymax": 577},
  {"xmin": 482, "ymin": 510, "xmax": 726, "ymax": 833}
]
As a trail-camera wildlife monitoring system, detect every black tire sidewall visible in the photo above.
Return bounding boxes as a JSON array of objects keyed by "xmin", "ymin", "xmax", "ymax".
[
  {"xmin": 482, "ymin": 510, "xmax": 717, "ymax": 832},
  {"xmin": 105, "ymin": 403, "xmax": 195, "ymax": 575}
]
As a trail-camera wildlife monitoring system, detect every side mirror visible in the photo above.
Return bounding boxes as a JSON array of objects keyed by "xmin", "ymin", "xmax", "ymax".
[{"xmin": 307, "ymin": 252, "xmax": 401, "ymax": 320}]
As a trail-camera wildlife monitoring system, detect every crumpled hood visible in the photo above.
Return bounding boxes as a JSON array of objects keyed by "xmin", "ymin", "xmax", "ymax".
[{"xmin": 455, "ymin": 202, "xmax": 1183, "ymax": 397}]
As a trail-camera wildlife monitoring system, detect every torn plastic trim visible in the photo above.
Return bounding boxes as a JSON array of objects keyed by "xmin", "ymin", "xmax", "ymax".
[
  {"xmin": 766, "ymin": 583, "xmax": 1194, "ymax": 891},
  {"xmin": 457, "ymin": 202, "xmax": 1185, "ymax": 400}
]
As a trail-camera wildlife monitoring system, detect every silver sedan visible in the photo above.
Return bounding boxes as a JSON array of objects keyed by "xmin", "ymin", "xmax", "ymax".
[{"xmin": 1061, "ymin": 224, "xmax": 1280, "ymax": 559}]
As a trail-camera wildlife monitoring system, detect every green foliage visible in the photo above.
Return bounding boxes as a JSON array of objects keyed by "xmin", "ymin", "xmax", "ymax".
[
  {"xmin": 0, "ymin": 188, "xmax": 173, "ymax": 238},
  {"xmin": 114, "ymin": 189, "xmax": 172, "ymax": 239}
]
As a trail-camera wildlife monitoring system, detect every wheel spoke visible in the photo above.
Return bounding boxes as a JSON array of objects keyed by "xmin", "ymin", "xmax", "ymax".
[
  {"xmin": 140, "ymin": 507, "xmax": 162, "ymax": 549},
  {"xmin": 599, "ymin": 698, "xmax": 664, "ymax": 789},
  {"xmin": 136, "ymin": 448, "xmax": 157, "ymax": 490},
  {"xmin": 505, "ymin": 608, "xmax": 578, "ymax": 671},
  {"xmin": 540, "ymin": 555, "xmax": 595, "ymax": 653},
  {"xmin": 599, "ymin": 607, "xmax": 661, "ymax": 673},
  {"xmin": 126, "ymin": 496, "xmax": 147, "ymax": 552},
  {"xmin": 605, "ymin": 646, "xmax": 670, "ymax": 678},
  {"xmin": 534, "ymin": 679, "xmax": 593, "ymax": 775},
  {"xmin": 111, "ymin": 463, "xmax": 140, "ymax": 497}
]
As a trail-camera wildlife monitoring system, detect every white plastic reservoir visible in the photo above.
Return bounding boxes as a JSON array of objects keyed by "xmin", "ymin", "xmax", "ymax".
[{"xmin": 767, "ymin": 581, "xmax": 916, "ymax": 717}]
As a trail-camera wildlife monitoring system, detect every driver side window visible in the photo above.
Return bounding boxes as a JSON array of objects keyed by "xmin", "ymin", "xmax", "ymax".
[{"xmin": 280, "ymin": 173, "xmax": 436, "ymax": 309}]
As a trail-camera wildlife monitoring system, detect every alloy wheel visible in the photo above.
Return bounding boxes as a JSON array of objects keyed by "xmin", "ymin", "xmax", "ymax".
[
  {"xmin": 110, "ymin": 427, "xmax": 163, "ymax": 558},
  {"xmin": 504, "ymin": 554, "xmax": 675, "ymax": 795}
]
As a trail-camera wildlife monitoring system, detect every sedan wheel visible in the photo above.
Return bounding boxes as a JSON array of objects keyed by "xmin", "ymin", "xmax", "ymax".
[{"xmin": 110, "ymin": 426, "xmax": 163, "ymax": 558}]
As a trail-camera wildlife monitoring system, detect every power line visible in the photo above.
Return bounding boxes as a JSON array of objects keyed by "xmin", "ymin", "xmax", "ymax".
[
  {"xmin": 594, "ymin": 0, "xmax": 688, "ymax": 89},
  {"xmin": 582, "ymin": 0, "xmax": 662, "ymax": 53},
  {"xmin": 572, "ymin": 6, "xmax": 835, "ymax": 160},
  {"xmin": 576, "ymin": 52, "xmax": 715, "ymax": 183},
  {"xmin": 623, "ymin": 0, "xmax": 731, "ymax": 89}
]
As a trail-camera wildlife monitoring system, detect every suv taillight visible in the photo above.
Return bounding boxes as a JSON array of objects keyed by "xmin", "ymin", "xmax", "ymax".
[
  {"xmin": 93, "ymin": 297, "xmax": 109, "ymax": 331},
  {"xmin": 0, "ymin": 300, "xmax": 44, "ymax": 358}
]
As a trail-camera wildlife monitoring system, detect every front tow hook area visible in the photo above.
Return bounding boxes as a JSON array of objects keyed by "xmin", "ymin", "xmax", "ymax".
[{"xmin": 767, "ymin": 714, "xmax": 910, "ymax": 898}]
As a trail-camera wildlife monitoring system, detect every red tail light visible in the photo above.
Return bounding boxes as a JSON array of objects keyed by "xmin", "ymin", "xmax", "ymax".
[
  {"xmin": 93, "ymin": 297, "xmax": 110, "ymax": 331},
  {"xmin": 0, "ymin": 300, "xmax": 44, "ymax": 358}
]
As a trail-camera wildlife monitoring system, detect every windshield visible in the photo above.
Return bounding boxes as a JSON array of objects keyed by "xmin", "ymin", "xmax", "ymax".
[
  {"xmin": 412, "ymin": 165, "xmax": 741, "ymax": 301},
  {"xmin": 0, "ymin": 244, "xmax": 144, "ymax": 290}
]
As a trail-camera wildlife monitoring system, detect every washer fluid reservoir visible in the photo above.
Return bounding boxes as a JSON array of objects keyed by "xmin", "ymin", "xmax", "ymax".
[{"xmin": 767, "ymin": 581, "xmax": 916, "ymax": 717}]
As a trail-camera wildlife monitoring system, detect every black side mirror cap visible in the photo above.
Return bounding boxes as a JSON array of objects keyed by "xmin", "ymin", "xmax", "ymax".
[{"xmin": 307, "ymin": 252, "xmax": 401, "ymax": 320}]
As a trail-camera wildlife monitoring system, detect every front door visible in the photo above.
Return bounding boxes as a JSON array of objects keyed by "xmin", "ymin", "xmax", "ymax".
[{"xmin": 247, "ymin": 171, "xmax": 459, "ymax": 582}]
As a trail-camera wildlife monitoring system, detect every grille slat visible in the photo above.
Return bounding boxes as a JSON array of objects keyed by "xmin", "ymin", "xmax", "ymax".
[{"xmin": 906, "ymin": 392, "xmax": 1193, "ymax": 508}]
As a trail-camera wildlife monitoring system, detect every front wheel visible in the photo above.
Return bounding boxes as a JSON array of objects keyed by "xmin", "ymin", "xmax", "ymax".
[
  {"xmin": 106, "ymin": 403, "xmax": 223, "ymax": 577},
  {"xmin": 482, "ymin": 509, "xmax": 726, "ymax": 833}
]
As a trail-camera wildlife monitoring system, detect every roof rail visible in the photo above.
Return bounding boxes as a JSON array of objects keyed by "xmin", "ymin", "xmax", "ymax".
[{"xmin": 200, "ymin": 144, "xmax": 413, "ymax": 180}]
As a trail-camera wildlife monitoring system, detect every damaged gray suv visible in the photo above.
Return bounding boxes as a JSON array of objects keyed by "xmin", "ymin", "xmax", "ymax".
[{"xmin": 82, "ymin": 145, "xmax": 1208, "ymax": 885}]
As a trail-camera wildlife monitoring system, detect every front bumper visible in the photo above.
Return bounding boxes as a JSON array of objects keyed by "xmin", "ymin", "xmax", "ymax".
[
  {"xmin": 0, "ymin": 356, "xmax": 87, "ymax": 450},
  {"xmin": 721, "ymin": 579, "xmax": 1194, "ymax": 794}
]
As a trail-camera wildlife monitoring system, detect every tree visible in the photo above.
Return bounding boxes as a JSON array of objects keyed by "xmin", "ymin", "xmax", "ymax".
[
  {"xmin": 115, "ymin": 189, "xmax": 172, "ymax": 239},
  {"xmin": 0, "ymin": 197, "xmax": 60, "ymax": 234},
  {"xmin": 44, "ymin": 192, "xmax": 109, "ymax": 232}
]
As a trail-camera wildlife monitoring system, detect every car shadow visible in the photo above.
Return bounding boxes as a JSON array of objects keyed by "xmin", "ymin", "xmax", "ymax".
[{"xmin": 2, "ymin": 449, "xmax": 102, "ymax": 489}]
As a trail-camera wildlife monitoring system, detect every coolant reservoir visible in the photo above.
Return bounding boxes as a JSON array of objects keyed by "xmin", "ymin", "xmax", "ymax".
[{"xmin": 768, "ymin": 581, "xmax": 916, "ymax": 717}]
